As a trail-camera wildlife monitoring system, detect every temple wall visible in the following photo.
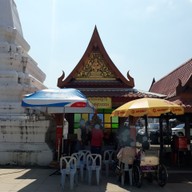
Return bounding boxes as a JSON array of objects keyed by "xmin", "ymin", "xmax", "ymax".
[
  {"xmin": 0, "ymin": 118, "xmax": 56, "ymax": 166},
  {"xmin": 0, "ymin": 0, "xmax": 56, "ymax": 166}
]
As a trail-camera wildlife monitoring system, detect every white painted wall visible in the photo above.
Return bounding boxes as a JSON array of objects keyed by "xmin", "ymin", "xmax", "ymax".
[{"xmin": 0, "ymin": 0, "xmax": 56, "ymax": 166}]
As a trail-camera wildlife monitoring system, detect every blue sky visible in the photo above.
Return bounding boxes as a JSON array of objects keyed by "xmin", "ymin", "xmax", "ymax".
[{"xmin": 15, "ymin": 0, "xmax": 192, "ymax": 91}]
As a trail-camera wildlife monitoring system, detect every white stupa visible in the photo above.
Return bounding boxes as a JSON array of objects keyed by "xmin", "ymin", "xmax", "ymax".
[{"xmin": 0, "ymin": 0, "xmax": 55, "ymax": 166}]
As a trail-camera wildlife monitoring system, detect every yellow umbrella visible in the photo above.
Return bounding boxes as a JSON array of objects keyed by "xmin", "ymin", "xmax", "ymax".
[
  {"xmin": 112, "ymin": 98, "xmax": 184, "ymax": 165},
  {"xmin": 111, "ymin": 98, "xmax": 184, "ymax": 117}
]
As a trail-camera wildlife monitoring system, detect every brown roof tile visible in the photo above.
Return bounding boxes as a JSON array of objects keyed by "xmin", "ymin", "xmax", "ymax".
[
  {"xmin": 78, "ymin": 88, "xmax": 166, "ymax": 98},
  {"xmin": 149, "ymin": 58, "xmax": 192, "ymax": 98}
]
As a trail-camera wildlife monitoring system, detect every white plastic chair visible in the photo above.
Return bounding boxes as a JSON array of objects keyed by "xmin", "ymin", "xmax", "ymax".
[
  {"xmin": 86, "ymin": 153, "xmax": 102, "ymax": 185},
  {"xmin": 120, "ymin": 162, "xmax": 133, "ymax": 186},
  {"xmin": 103, "ymin": 149, "xmax": 115, "ymax": 177},
  {"xmin": 78, "ymin": 149, "xmax": 91, "ymax": 168},
  {"xmin": 60, "ymin": 156, "xmax": 77, "ymax": 190},
  {"xmin": 71, "ymin": 152, "xmax": 85, "ymax": 181},
  {"xmin": 117, "ymin": 147, "xmax": 136, "ymax": 186}
]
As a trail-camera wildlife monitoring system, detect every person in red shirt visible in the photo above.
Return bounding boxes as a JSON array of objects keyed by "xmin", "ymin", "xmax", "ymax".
[{"xmin": 91, "ymin": 124, "xmax": 103, "ymax": 154}]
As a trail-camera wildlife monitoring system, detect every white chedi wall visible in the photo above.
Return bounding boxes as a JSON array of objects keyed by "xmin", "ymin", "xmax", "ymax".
[
  {"xmin": 0, "ymin": 118, "xmax": 56, "ymax": 166},
  {"xmin": 0, "ymin": 0, "xmax": 56, "ymax": 166}
]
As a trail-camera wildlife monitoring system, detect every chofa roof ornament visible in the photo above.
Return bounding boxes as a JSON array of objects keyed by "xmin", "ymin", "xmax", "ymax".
[
  {"xmin": 57, "ymin": 71, "xmax": 65, "ymax": 88},
  {"xmin": 127, "ymin": 71, "xmax": 135, "ymax": 87}
]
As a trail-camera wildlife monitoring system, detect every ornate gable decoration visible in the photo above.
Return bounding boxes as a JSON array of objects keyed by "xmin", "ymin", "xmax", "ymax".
[
  {"xmin": 57, "ymin": 26, "xmax": 135, "ymax": 88},
  {"xmin": 76, "ymin": 52, "xmax": 115, "ymax": 80}
]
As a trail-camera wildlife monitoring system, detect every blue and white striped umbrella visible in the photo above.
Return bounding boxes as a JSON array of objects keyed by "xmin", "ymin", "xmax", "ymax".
[{"xmin": 22, "ymin": 88, "xmax": 95, "ymax": 114}]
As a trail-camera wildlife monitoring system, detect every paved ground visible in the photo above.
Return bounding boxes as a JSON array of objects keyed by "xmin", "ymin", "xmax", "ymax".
[{"xmin": 0, "ymin": 167, "xmax": 192, "ymax": 192}]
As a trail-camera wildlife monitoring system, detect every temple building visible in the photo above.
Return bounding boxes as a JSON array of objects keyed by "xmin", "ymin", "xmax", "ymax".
[
  {"xmin": 57, "ymin": 26, "xmax": 164, "ymax": 142},
  {"xmin": 149, "ymin": 58, "xmax": 192, "ymax": 113},
  {"xmin": 149, "ymin": 59, "xmax": 192, "ymax": 143}
]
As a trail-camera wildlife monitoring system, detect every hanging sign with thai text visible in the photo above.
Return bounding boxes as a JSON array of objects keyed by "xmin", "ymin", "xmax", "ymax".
[{"xmin": 88, "ymin": 97, "xmax": 112, "ymax": 109}]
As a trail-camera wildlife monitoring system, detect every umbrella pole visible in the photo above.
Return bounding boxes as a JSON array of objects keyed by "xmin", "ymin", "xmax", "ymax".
[
  {"xmin": 61, "ymin": 107, "xmax": 65, "ymax": 155},
  {"xmin": 159, "ymin": 115, "xmax": 163, "ymax": 164},
  {"xmin": 57, "ymin": 139, "xmax": 60, "ymax": 161},
  {"xmin": 144, "ymin": 115, "xmax": 148, "ymax": 138}
]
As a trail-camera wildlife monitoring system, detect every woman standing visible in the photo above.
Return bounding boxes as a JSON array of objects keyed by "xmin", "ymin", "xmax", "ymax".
[{"xmin": 90, "ymin": 124, "xmax": 103, "ymax": 154}]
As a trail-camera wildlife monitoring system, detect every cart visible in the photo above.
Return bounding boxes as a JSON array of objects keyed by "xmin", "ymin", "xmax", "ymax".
[{"xmin": 132, "ymin": 146, "xmax": 168, "ymax": 187}]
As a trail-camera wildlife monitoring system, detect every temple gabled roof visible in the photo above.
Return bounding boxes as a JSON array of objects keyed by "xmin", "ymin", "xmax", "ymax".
[
  {"xmin": 149, "ymin": 58, "xmax": 192, "ymax": 99},
  {"xmin": 57, "ymin": 26, "xmax": 135, "ymax": 89}
]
